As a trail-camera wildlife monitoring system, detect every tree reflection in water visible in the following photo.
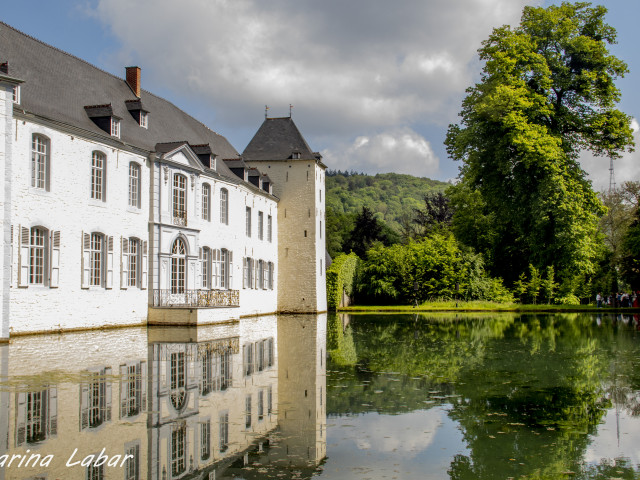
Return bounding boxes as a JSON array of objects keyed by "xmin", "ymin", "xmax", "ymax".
[{"xmin": 327, "ymin": 312, "xmax": 640, "ymax": 479}]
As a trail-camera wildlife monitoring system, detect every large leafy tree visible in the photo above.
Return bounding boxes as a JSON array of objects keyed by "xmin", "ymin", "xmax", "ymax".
[{"xmin": 445, "ymin": 2, "xmax": 634, "ymax": 284}]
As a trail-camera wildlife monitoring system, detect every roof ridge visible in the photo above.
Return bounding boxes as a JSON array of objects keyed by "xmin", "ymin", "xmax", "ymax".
[
  {"xmin": 0, "ymin": 21, "xmax": 134, "ymax": 88},
  {"xmin": 0, "ymin": 21, "xmax": 234, "ymax": 151}
]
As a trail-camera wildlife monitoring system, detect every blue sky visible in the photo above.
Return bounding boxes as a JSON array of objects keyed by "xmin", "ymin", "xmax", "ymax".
[{"xmin": 3, "ymin": 0, "xmax": 639, "ymax": 189}]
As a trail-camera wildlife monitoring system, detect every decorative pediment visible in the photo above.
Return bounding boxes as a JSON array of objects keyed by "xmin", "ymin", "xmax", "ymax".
[{"xmin": 155, "ymin": 142, "xmax": 205, "ymax": 171}]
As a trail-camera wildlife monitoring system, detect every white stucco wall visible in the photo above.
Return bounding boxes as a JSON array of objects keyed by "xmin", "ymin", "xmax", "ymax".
[{"xmin": 10, "ymin": 118, "xmax": 150, "ymax": 333}]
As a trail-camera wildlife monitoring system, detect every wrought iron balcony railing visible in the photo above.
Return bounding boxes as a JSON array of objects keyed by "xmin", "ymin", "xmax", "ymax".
[
  {"xmin": 152, "ymin": 289, "xmax": 240, "ymax": 307},
  {"xmin": 173, "ymin": 209, "xmax": 187, "ymax": 226}
]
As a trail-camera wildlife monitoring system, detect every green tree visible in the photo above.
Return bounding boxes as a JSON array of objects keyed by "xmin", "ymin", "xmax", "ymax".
[
  {"xmin": 445, "ymin": 2, "xmax": 634, "ymax": 285},
  {"xmin": 413, "ymin": 192, "xmax": 455, "ymax": 237},
  {"xmin": 620, "ymin": 206, "xmax": 640, "ymax": 290}
]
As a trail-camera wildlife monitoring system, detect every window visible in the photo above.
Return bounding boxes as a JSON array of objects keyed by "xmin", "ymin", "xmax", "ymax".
[
  {"xmin": 320, "ymin": 220, "xmax": 323, "ymax": 238},
  {"xmin": 268, "ymin": 262, "xmax": 274, "ymax": 290},
  {"xmin": 120, "ymin": 362, "xmax": 146, "ymax": 418},
  {"xmin": 15, "ymin": 387, "xmax": 57, "ymax": 446},
  {"xmin": 31, "ymin": 134, "xmax": 50, "ymax": 190},
  {"xmin": 202, "ymin": 183, "xmax": 211, "ymax": 221},
  {"xmin": 220, "ymin": 249, "xmax": 232, "ymax": 289},
  {"xmin": 87, "ymin": 458, "xmax": 104, "ymax": 480},
  {"xmin": 29, "ymin": 227, "xmax": 46, "ymax": 285},
  {"xmin": 267, "ymin": 215, "xmax": 272, "ymax": 242},
  {"xmin": 128, "ymin": 163, "xmax": 141, "ymax": 208},
  {"xmin": 211, "ymin": 249, "xmax": 221, "ymax": 288},
  {"xmin": 268, "ymin": 386, "xmax": 273, "ymax": 415},
  {"xmin": 219, "ymin": 412, "xmax": 229, "ymax": 452},
  {"xmin": 201, "ymin": 247, "xmax": 210, "ymax": 289},
  {"xmin": 220, "ymin": 188, "xmax": 228, "ymax": 225},
  {"xmin": 244, "ymin": 343, "xmax": 254, "ymax": 376},
  {"xmin": 171, "ymin": 424, "xmax": 186, "ymax": 476},
  {"xmin": 139, "ymin": 111, "xmax": 148, "ymax": 128},
  {"xmin": 170, "ymin": 352, "xmax": 186, "ymax": 411},
  {"xmin": 12, "ymin": 84, "xmax": 20, "ymax": 104},
  {"xmin": 110, "ymin": 117, "xmax": 120, "ymax": 138},
  {"xmin": 121, "ymin": 237, "xmax": 147, "ymax": 290},
  {"xmin": 258, "ymin": 390, "xmax": 264, "ymax": 421},
  {"xmin": 245, "ymin": 394, "xmax": 252, "ymax": 429},
  {"xmin": 258, "ymin": 211, "xmax": 264, "ymax": 240},
  {"xmin": 91, "ymin": 151, "xmax": 106, "ymax": 201},
  {"xmin": 201, "ymin": 421, "xmax": 211, "ymax": 460},
  {"xmin": 124, "ymin": 443, "xmax": 140, "ymax": 480},
  {"xmin": 128, "ymin": 238, "xmax": 140, "ymax": 287},
  {"xmin": 82, "ymin": 232, "xmax": 113, "ymax": 289},
  {"xmin": 80, "ymin": 368, "xmax": 112, "ymax": 430},
  {"xmin": 173, "ymin": 174, "xmax": 187, "ymax": 226},
  {"xmin": 171, "ymin": 238, "xmax": 187, "ymax": 294},
  {"xmin": 258, "ymin": 260, "xmax": 264, "ymax": 289},
  {"xmin": 90, "ymin": 233, "xmax": 104, "ymax": 286},
  {"xmin": 246, "ymin": 207, "xmax": 252, "ymax": 237}
]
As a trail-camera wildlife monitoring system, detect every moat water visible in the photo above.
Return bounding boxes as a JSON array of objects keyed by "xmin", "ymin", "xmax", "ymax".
[{"xmin": 0, "ymin": 312, "xmax": 639, "ymax": 479}]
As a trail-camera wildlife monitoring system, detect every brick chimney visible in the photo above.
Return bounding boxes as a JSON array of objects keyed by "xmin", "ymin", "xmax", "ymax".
[{"xmin": 125, "ymin": 66, "xmax": 141, "ymax": 97}]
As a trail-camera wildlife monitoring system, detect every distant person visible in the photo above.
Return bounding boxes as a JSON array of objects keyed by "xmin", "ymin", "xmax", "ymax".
[{"xmin": 596, "ymin": 292, "xmax": 603, "ymax": 308}]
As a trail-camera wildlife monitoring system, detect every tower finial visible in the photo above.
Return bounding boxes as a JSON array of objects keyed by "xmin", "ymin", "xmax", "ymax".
[
  {"xmin": 265, "ymin": 105, "xmax": 269, "ymax": 119},
  {"xmin": 289, "ymin": 104, "xmax": 293, "ymax": 118}
]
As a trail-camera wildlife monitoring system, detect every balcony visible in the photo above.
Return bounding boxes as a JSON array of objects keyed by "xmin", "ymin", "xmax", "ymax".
[
  {"xmin": 173, "ymin": 209, "xmax": 187, "ymax": 226},
  {"xmin": 152, "ymin": 289, "xmax": 240, "ymax": 308}
]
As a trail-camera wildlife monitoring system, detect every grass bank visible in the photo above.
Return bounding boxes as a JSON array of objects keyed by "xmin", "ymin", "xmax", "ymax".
[{"xmin": 339, "ymin": 300, "xmax": 640, "ymax": 313}]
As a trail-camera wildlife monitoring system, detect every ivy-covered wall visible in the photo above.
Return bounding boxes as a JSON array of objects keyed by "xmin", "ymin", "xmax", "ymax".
[{"xmin": 326, "ymin": 253, "xmax": 359, "ymax": 310}]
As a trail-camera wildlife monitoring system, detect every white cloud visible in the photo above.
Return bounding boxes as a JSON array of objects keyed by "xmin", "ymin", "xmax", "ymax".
[
  {"xmin": 321, "ymin": 127, "xmax": 439, "ymax": 176},
  {"xmin": 89, "ymin": 0, "xmax": 533, "ymax": 173}
]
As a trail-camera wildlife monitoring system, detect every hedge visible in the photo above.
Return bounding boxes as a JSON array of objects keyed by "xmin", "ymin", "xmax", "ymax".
[{"xmin": 327, "ymin": 253, "xmax": 360, "ymax": 310}]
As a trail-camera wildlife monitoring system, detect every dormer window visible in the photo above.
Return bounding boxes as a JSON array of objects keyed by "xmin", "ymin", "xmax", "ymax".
[
  {"xmin": 292, "ymin": 152, "xmax": 301, "ymax": 159},
  {"xmin": 111, "ymin": 118, "xmax": 120, "ymax": 138},
  {"xmin": 12, "ymin": 85, "xmax": 20, "ymax": 104},
  {"xmin": 125, "ymin": 99, "xmax": 149, "ymax": 130},
  {"xmin": 140, "ymin": 111, "xmax": 148, "ymax": 128}
]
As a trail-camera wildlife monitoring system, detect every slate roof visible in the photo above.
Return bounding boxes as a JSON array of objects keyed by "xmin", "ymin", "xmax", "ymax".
[
  {"xmin": 243, "ymin": 117, "xmax": 321, "ymax": 161},
  {"xmin": 0, "ymin": 21, "xmax": 244, "ymax": 183}
]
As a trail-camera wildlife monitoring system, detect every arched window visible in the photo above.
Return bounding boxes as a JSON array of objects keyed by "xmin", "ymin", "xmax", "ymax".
[
  {"xmin": 202, "ymin": 183, "xmax": 211, "ymax": 221},
  {"xmin": 91, "ymin": 151, "xmax": 106, "ymax": 201},
  {"xmin": 220, "ymin": 188, "xmax": 228, "ymax": 225},
  {"xmin": 31, "ymin": 134, "xmax": 50, "ymax": 190},
  {"xmin": 171, "ymin": 238, "xmax": 186, "ymax": 294}
]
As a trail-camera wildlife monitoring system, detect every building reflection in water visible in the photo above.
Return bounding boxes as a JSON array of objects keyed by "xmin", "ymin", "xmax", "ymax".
[{"xmin": 0, "ymin": 314, "xmax": 326, "ymax": 480}]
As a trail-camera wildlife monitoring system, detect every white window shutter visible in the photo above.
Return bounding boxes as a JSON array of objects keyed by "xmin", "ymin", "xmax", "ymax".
[
  {"xmin": 106, "ymin": 236, "xmax": 114, "ymax": 289},
  {"xmin": 121, "ymin": 237, "xmax": 129, "ymax": 290},
  {"xmin": 140, "ymin": 361, "xmax": 147, "ymax": 412},
  {"xmin": 49, "ymin": 386, "xmax": 57, "ymax": 436},
  {"xmin": 228, "ymin": 251, "xmax": 233, "ymax": 289},
  {"xmin": 243, "ymin": 258, "xmax": 248, "ymax": 289},
  {"xmin": 80, "ymin": 382, "xmax": 89, "ymax": 429},
  {"xmin": 16, "ymin": 392, "xmax": 26, "ymax": 446},
  {"xmin": 81, "ymin": 232, "xmax": 90, "ymax": 289},
  {"xmin": 141, "ymin": 241, "xmax": 148, "ymax": 290},
  {"xmin": 18, "ymin": 226, "xmax": 29, "ymax": 287},
  {"xmin": 198, "ymin": 247, "xmax": 203, "ymax": 289},
  {"xmin": 49, "ymin": 230, "xmax": 60, "ymax": 288},
  {"xmin": 105, "ymin": 367, "xmax": 112, "ymax": 422},
  {"xmin": 213, "ymin": 249, "xmax": 220, "ymax": 289},
  {"xmin": 120, "ymin": 364, "xmax": 128, "ymax": 418}
]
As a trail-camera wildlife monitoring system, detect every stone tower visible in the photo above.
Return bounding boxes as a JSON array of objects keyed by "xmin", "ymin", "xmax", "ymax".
[{"xmin": 243, "ymin": 117, "xmax": 327, "ymax": 313}]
